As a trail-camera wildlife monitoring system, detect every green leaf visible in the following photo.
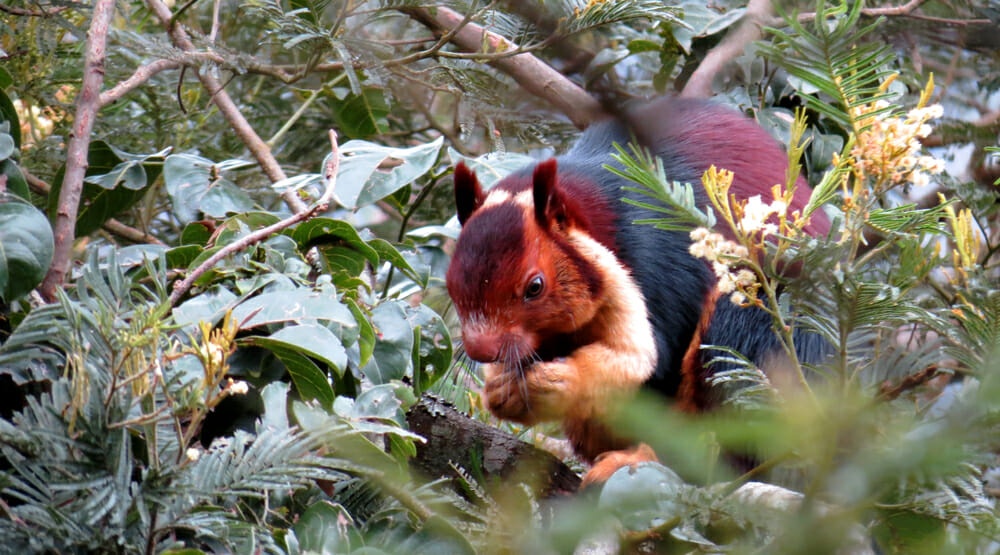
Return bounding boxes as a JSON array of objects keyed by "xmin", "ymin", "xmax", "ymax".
[
  {"xmin": 599, "ymin": 462, "xmax": 686, "ymax": 532},
  {"xmin": 47, "ymin": 141, "xmax": 164, "ymax": 236},
  {"xmin": 294, "ymin": 501, "xmax": 363, "ymax": 554},
  {"xmin": 232, "ymin": 289, "xmax": 356, "ymax": 329},
  {"xmin": 0, "ymin": 131, "xmax": 14, "ymax": 160},
  {"xmin": 447, "ymin": 147, "xmax": 537, "ymax": 189},
  {"xmin": 250, "ymin": 323, "xmax": 348, "ymax": 375},
  {"xmin": 259, "ymin": 381, "xmax": 290, "ymax": 431},
  {"xmin": 0, "ymin": 194, "xmax": 54, "ymax": 301},
  {"xmin": 293, "ymin": 218, "xmax": 379, "ymax": 281},
  {"xmin": 180, "ymin": 221, "xmax": 214, "ymax": 246},
  {"xmin": 163, "ymin": 153, "xmax": 254, "ymax": 224},
  {"xmin": 360, "ymin": 301, "xmax": 413, "ymax": 384},
  {"xmin": 346, "ymin": 298, "xmax": 375, "ymax": 367},
  {"xmin": 84, "ymin": 160, "xmax": 148, "ymax": 190},
  {"xmin": 335, "ymin": 137, "xmax": 443, "ymax": 210},
  {"xmin": 331, "ymin": 88, "xmax": 390, "ymax": 140},
  {"xmin": 172, "ymin": 285, "xmax": 238, "ymax": 327},
  {"xmin": 1, "ymin": 158, "xmax": 30, "ymax": 200},
  {"xmin": 369, "ymin": 238, "xmax": 425, "ymax": 287},
  {"xmin": 406, "ymin": 304, "xmax": 452, "ymax": 395},
  {"xmin": 0, "ymin": 87, "xmax": 20, "ymax": 149},
  {"xmin": 247, "ymin": 337, "xmax": 335, "ymax": 409}
]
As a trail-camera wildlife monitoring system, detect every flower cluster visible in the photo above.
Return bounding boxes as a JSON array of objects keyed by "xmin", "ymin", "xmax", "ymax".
[
  {"xmin": 846, "ymin": 100, "xmax": 945, "ymax": 188},
  {"xmin": 689, "ymin": 227, "xmax": 757, "ymax": 304},
  {"xmin": 738, "ymin": 194, "xmax": 789, "ymax": 238}
]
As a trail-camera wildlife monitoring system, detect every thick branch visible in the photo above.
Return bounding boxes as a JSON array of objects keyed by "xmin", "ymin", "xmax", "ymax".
[
  {"xmin": 401, "ymin": 5, "xmax": 603, "ymax": 129},
  {"xmin": 144, "ymin": 0, "xmax": 308, "ymax": 214},
  {"xmin": 38, "ymin": 0, "xmax": 116, "ymax": 302},
  {"xmin": 406, "ymin": 395, "xmax": 581, "ymax": 498},
  {"xmin": 681, "ymin": 0, "xmax": 773, "ymax": 99}
]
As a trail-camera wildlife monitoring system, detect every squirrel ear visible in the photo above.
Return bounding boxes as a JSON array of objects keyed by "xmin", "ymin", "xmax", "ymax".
[
  {"xmin": 532, "ymin": 159, "xmax": 565, "ymax": 229},
  {"xmin": 454, "ymin": 162, "xmax": 485, "ymax": 225}
]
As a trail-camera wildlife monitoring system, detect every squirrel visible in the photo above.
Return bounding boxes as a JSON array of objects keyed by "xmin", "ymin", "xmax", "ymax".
[{"xmin": 445, "ymin": 97, "xmax": 832, "ymax": 486}]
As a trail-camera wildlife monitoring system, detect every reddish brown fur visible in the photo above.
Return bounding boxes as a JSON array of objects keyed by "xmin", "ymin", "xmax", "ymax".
[{"xmin": 676, "ymin": 288, "xmax": 723, "ymax": 412}]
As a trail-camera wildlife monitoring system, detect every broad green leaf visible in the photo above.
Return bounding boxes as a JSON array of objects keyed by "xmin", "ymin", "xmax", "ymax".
[
  {"xmin": 171, "ymin": 285, "xmax": 238, "ymax": 327},
  {"xmin": 0, "ymin": 87, "xmax": 20, "ymax": 149},
  {"xmin": 369, "ymin": 238, "xmax": 425, "ymax": 287},
  {"xmin": 346, "ymin": 298, "xmax": 375, "ymax": 367},
  {"xmin": 599, "ymin": 462, "xmax": 686, "ymax": 532},
  {"xmin": 259, "ymin": 381, "xmax": 290, "ymax": 432},
  {"xmin": 48, "ymin": 141, "xmax": 159, "ymax": 236},
  {"xmin": 331, "ymin": 88, "xmax": 389, "ymax": 140},
  {"xmin": 247, "ymin": 338, "xmax": 334, "ymax": 408},
  {"xmin": 163, "ymin": 153, "xmax": 254, "ymax": 223},
  {"xmin": 232, "ymin": 289, "xmax": 355, "ymax": 329},
  {"xmin": 265, "ymin": 323, "xmax": 348, "ymax": 375},
  {"xmin": 84, "ymin": 160, "xmax": 148, "ymax": 190},
  {"xmin": 294, "ymin": 501, "xmax": 362, "ymax": 554},
  {"xmin": 0, "ymin": 194, "xmax": 54, "ymax": 301},
  {"xmin": 406, "ymin": 304, "xmax": 452, "ymax": 395},
  {"xmin": 0, "ymin": 131, "xmax": 13, "ymax": 160},
  {"xmin": 334, "ymin": 137, "xmax": 443, "ymax": 210},
  {"xmin": 1, "ymin": 158, "xmax": 30, "ymax": 200},
  {"xmin": 180, "ymin": 221, "xmax": 214, "ymax": 246},
  {"xmin": 360, "ymin": 301, "xmax": 413, "ymax": 385},
  {"xmin": 214, "ymin": 212, "xmax": 282, "ymax": 246}
]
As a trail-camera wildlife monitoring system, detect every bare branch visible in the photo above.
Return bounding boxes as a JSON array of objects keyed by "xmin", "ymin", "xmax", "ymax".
[
  {"xmin": 401, "ymin": 5, "xmax": 603, "ymax": 129},
  {"xmin": 681, "ymin": 0, "xmax": 773, "ymax": 99},
  {"xmin": 38, "ymin": 0, "xmax": 117, "ymax": 302},
  {"xmin": 0, "ymin": 2, "xmax": 67, "ymax": 16},
  {"xmin": 144, "ymin": 0, "xmax": 309, "ymax": 214},
  {"xmin": 98, "ymin": 59, "xmax": 182, "ymax": 108}
]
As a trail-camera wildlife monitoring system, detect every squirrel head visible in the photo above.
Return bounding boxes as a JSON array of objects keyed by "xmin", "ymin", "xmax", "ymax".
[{"xmin": 446, "ymin": 160, "xmax": 605, "ymax": 365}]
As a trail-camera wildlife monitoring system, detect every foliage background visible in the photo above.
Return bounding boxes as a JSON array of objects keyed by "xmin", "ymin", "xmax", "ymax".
[{"xmin": 2, "ymin": 0, "xmax": 1000, "ymax": 553}]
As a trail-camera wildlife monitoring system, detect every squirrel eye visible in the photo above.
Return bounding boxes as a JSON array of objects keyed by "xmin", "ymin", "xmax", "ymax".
[{"xmin": 525, "ymin": 275, "xmax": 544, "ymax": 299}]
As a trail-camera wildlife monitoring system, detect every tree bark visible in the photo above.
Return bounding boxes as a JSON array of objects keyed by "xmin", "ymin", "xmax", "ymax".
[{"xmin": 406, "ymin": 395, "xmax": 581, "ymax": 498}]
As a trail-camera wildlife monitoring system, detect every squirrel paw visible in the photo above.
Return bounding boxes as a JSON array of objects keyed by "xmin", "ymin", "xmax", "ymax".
[
  {"xmin": 484, "ymin": 360, "xmax": 575, "ymax": 424},
  {"xmin": 580, "ymin": 443, "xmax": 659, "ymax": 489}
]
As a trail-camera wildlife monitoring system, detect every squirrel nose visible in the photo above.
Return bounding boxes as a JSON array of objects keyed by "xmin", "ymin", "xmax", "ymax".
[{"xmin": 462, "ymin": 330, "xmax": 501, "ymax": 363}]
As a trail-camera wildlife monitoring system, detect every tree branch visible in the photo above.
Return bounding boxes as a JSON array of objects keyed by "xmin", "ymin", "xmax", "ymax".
[
  {"xmin": 0, "ymin": 2, "xmax": 67, "ymax": 16},
  {"xmin": 38, "ymin": 0, "xmax": 117, "ymax": 302},
  {"xmin": 400, "ymin": 5, "xmax": 603, "ymax": 129},
  {"xmin": 681, "ymin": 0, "xmax": 773, "ymax": 99},
  {"xmin": 98, "ymin": 59, "xmax": 182, "ymax": 108},
  {"xmin": 168, "ymin": 131, "xmax": 339, "ymax": 305},
  {"xmin": 144, "ymin": 0, "xmax": 308, "ymax": 214}
]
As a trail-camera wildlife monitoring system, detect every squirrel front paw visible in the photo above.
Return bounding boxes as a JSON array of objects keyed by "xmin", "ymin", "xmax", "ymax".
[{"xmin": 483, "ymin": 359, "xmax": 575, "ymax": 424}]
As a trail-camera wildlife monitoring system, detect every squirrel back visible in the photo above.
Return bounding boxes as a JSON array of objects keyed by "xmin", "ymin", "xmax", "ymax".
[{"xmin": 446, "ymin": 97, "xmax": 830, "ymax": 461}]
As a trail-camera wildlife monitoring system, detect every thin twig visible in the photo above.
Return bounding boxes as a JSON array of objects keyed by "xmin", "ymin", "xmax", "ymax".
[
  {"xmin": 98, "ymin": 59, "xmax": 181, "ymax": 108},
  {"xmin": 168, "ymin": 131, "xmax": 339, "ymax": 305},
  {"xmin": 0, "ymin": 2, "xmax": 67, "ymax": 16},
  {"xmin": 38, "ymin": 0, "xmax": 117, "ymax": 302}
]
